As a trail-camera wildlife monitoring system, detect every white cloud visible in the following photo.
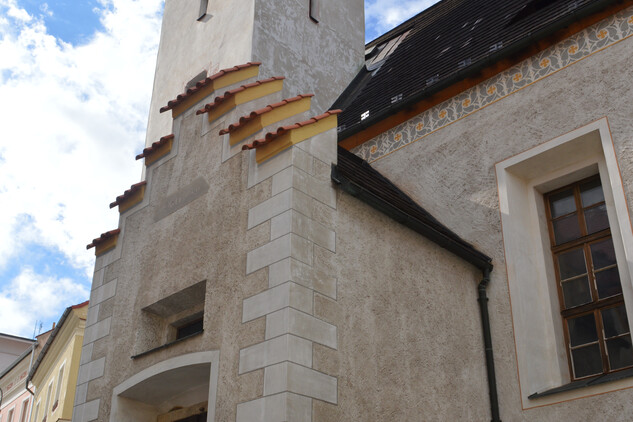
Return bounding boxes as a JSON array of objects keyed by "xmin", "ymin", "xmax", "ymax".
[
  {"xmin": 0, "ymin": 0, "xmax": 163, "ymax": 334},
  {"xmin": 365, "ymin": 0, "xmax": 440, "ymax": 39},
  {"xmin": 0, "ymin": 268, "xmax": 89, "ymax": 337}
]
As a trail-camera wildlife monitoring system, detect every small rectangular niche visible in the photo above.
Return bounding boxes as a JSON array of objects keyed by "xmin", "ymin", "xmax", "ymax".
[{"xmin": 133, "ymin": 280, "xmax": 206, "ymax": 358}]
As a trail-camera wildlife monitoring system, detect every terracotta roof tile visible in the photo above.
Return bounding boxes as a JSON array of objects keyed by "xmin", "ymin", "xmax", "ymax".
[
  {"xmin": 195, "ymin": 77, "xmax": 286, "ymax": 116},
  {"xmin": 86, "ymin": 229, "xmax": 120, "ymax": 250},
  {"xmin": 136, "ymin": 134, "xmax": 175, "ymax": 160},
  {"xmin": 109, "ymin": 181, "xmax": 147, "ymax": 208},
  {"xmin": 160, "ymin": 62, "xmax": 261, "ymax": 113},
  {"xmin": 242, "ymin": 109, "xmax": 341, "ymax": 150},
  {"xmin": 219, "ymin": 94, "xmax": 314, "ymax": 135}
]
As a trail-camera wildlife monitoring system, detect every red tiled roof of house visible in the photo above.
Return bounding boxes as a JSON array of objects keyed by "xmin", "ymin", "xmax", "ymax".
[
  {"xmin": 242, "ymin": 110, "xmax": 342, "ymax": 150},
  {"xmin": 195, "ymin": 77, "xmax": 286, "ymax": 116},
  {"xmin": 86, "ymin": 229, "xmax": 121, "ymax": 250},
  {"xmin": 71, "ymin": 300, "xmax": 90, "ymax": 309},
  {"xmin": 160, "ymin": 62, "xmax": 261, "ymax": 113},
  {"xmin": 219, "ymin": 94, "xmax": 314, "ymax": 135},
  {"xmin": 136, "ymin": 134, "xmax": 175, "ymax": 160},
  {"xmin": 109, "ymin": 181, "xmax": 147, "ymax": 208}
]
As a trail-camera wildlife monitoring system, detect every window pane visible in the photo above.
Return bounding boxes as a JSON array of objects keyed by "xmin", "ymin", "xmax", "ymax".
[
  {"xmin": 595, "ymin": 267, "xmax": 622, "ymax": 299},
  {"xmin": 580, "ymin": 178, "xmax": 604, "ymax": 207},
  {"xmin": 562, "ymin": 276, "xmax": 592, "ymax": 309},
  {"xmin": 585, "ymin": 204, "xmax": 609, "ymax": 234},
  {"xmin": 602, "ymin": 305, "xmax": 630, "ymax": 338},
  {"xmin": 591, "ymin": 239, "xmax": 616, "ymax": 269},
  {"xmin": 606, "ymin": 335, "xmax": 633, "ymax": 370},
  {"xmin": 557, "ymin": 248, "xmax": 586, "ymax": 280},
  {"xmin": 549, "ymin": 189, "xmax": 576, "ymax": 218},
  {"xmin": 571, "ymin": 344, "xmax": 603, "ymax": 378},
  {"xmin": 553, "ymin": 214, "xmax": 581, "ymax": 244},
  {"xmin": 568, "ymin": 314, "xmax": 598, "ymax": 346}
]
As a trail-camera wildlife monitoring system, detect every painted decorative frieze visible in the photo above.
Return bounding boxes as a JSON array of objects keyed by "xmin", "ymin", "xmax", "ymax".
[{"xmin": 353, "ymin": 6, "xmax": 633, "ymax": 163}]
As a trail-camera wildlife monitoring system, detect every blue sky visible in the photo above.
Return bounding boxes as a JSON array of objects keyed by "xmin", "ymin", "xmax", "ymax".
[{"xmin": 0, "ymin": 0, "xmax": 440, "ymax": 339}]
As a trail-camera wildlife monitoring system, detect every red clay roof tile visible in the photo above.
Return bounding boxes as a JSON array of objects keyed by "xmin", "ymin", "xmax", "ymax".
[
  {"xmin": 242, "ymin": 110, "xmax": 341, "ymax": 151},
  {"xmin": 195, "ymin": 77, "xmax": 286, "ymax": 116},
  {"xmin": 86, "ymin": 229, "xmax": 121, "ymax": 250},
  {"xmin": 136, "ymin": 134, "xmax": 175, "ymax": 160},
  {"xmin": 109, "ymin": 181, "xmax": 147, "ymax": 208},
  {"xmin": 160, "ymin": 62, "xmax": 261, "ymax": 113},
  {"xmin": 219, "ymin": 94, "xmax": 314, "ymax": 136}
]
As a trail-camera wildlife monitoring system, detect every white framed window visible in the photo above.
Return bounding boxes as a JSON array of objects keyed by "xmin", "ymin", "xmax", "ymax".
[
  {"xmin": 32, "ymin": 401, "xmax": 40, "ymax": 422},
  {"xmin": 496, "ymin": 118, "xmax": 633, "ymax": 408},
  {"xmin": 19, "ymin": 399, "xmax": 29, "ymax": 422},
  {"xmin": 53, "ymin": 364, "xmax": 64, "ymax": 411},
  {"xmin": 44, "ymin": 380, "xmax": 53, "ymax": 420},
  {"xmin": 7, "ymin": 408, "xmax": 14, "ymax": 422}
]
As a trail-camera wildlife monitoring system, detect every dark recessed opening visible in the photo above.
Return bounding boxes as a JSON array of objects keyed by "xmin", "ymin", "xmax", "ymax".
[{"xmin": 176, "ymin": 318, "xmax": 204, "ymax": 340}]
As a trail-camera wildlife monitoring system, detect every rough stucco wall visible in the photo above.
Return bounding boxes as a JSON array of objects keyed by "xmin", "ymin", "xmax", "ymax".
[
  {"xmin": 252, "ymin": 0, "xmax": 365, "ymax": 115},
  {"xmin": 84, "ymin": 110, "xmax": 272, "ymax": 420},
  {"xmin": 313, "ymin": 191, "xmax": 490, "ymax": 421},
  {"xmin": 368, "ymin": 35, "xmax": 633, "ymax": 420},
  {"xmin": 145, "ymin": 0, "xmax": 255, "ymax": 147}
]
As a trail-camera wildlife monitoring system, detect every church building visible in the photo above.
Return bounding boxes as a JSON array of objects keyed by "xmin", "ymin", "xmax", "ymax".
[{"xmin": 74, "ymin": 0, "xmax": 633, "ymax": 420}]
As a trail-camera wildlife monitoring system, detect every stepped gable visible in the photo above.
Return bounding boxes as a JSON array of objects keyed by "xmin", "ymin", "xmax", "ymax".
[
  {"xmin": 135, "ymin": 134, "xmax": 174, "ymax": 160},
  {"xmin": 160, "ymin": 62, "xmax": 261, "ymax": 113},
  {"xmin": 86, "ymin": 229, "xmax": 120, "ymax": 250},
  {"xmin": 195, "ymin": 77, "xmax": 286, "ymax": 115},
  {"xmin": 242, "ymin": 110, "xmax": 342, "ymax": 150},
  {"xmin": 109, "ymin": 181, "xmax": 147, "ymax": 209},
  {"xmin": 219, "ymin": 94, "xmax": 315, "ymax": 135}
]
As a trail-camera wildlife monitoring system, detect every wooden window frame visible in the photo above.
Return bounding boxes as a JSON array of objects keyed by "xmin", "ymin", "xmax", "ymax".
[{"xmin": 545, "ymin": 175, "xmax": 633, "ymax": 380}]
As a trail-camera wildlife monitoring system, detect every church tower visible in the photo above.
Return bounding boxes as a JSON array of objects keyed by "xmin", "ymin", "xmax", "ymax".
[
  {"xmin": 74, "ymin": 1, "xmax": 364, "ymax": 421},
  {"xmin": 145, "ymin": 0, "xmax": 365, "ymax": 146}
]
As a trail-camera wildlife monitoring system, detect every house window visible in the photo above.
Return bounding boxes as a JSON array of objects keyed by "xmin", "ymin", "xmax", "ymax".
[
  {"xmin": 34, "ymin": 401, "xmax": 40, "ymax": 422},
  {"xmin": 175, "ymin": 314, "xmax": 204, "ymax": 340},
  {"xmin": 545, "ymin": 176, "xmax": 633, "ymax": 379},
  {"xmin": 496, "ymin": 119, "xmax": 633, "ymax": 407},
  {"xmin": 44, "ymin": 380, "xmax": 53, "ymax": 419},
  {"xmin": 19, "ymin": 399, "xmax": 29, "ymax": 422},
  {"xmin": 52, "ymin": 365, "xmax": 64, "ymax": 411},
  {"xmin": 7, "ymin": 409, "xmax": 14, "ymax": 422}
]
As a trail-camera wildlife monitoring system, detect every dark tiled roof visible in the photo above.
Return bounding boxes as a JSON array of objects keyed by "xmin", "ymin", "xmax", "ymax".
[
  {"xmin": 332, "ymin": 147, "xmax": 492, "ymax": 270},
  {"xmin": 195, "ymin": 77, "xmax": 286, "ymax": 116},
  {"xmin": 160, "ymin": 62, "xmax": 261, "ymax": 113},
  {"xmin": 219, "ymin": 94, "xmax": 315, "ymax": 136},
  {"xmin": 336, "ymin": 0, "xmax": 616, "ymax": 138},
  {"xmin": 242, "ymin": 110, "xmax": 342, "ymax": 150},
  {"xmin": 136, "ymin": 134, "xmax": 175, "ymax": 160},
  {"xmin": 110, "ymin": 181, "xmax": 147, "ymax": 208}
]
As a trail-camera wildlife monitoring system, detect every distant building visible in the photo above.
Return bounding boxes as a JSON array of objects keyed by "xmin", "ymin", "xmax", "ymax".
[
  {"xmin": 0, "ymin": 331, "xmax": 50, "ymax": 422},
  {"xmin": 77, "ymin": 0, "xmax": 633, "ymax": 421},
  {"xmin": 0, "ymin": 334, "xmax": 34, "ymax": 374},
  {"xmin": 27, "ymin": 302, "xmax": 88, "ymax": 422}
]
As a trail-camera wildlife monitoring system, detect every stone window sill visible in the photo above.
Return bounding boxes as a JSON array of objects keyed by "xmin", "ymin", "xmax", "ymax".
[
  {"xmin": 131, "ymin": 330, "xmax": 203, "ymax": 360},
  {"xmin": 528, "ymin": 367, "xmax": 633, "ymax": 399}
]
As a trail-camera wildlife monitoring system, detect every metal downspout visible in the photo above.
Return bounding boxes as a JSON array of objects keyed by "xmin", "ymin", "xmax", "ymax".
[
  {"xmin": 478, "ymin": 266, "xmax": 501, "ymax": 422},
  {"xmin": 25, "ymin": 342, "xmax": 37, "ymax": 396}
]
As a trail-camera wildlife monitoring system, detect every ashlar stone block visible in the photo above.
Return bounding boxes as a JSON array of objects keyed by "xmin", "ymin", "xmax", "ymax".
[
  {"xmin": 264, "ymin": 361, "xmax": 338, "ymax": 404},
  {"xmin": 243, "ymin": 282, "xmax": 313, "ymax": 322},
  {"xmin": 236, "ymin": 392, "xmax": 311, "ymax": 422},
  {"xmin": 239, "ymin": 334, "xmax": 312, "ymax": 374},
  {"xmin": 246, "ymin": 233, "xmax": 313, "ymax": 274},
  {"xmin": 269, "ymin": 258, "xmax": 337, "ymax": 299},
  {"xmin": 266, "ymin": 308, "xmax": 337, "ymax": 349}
]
